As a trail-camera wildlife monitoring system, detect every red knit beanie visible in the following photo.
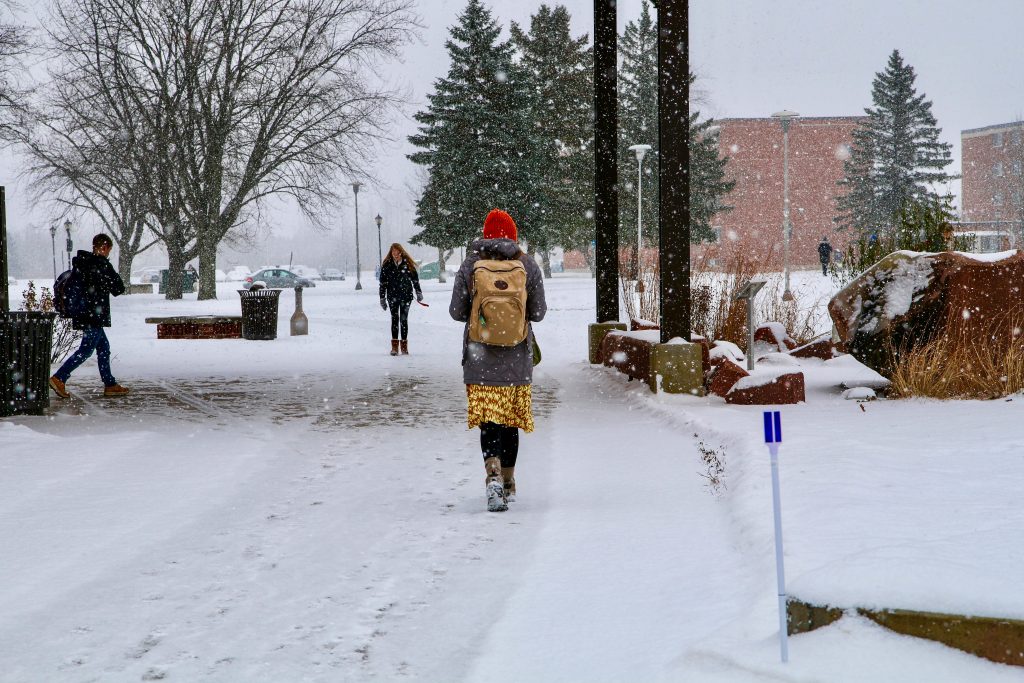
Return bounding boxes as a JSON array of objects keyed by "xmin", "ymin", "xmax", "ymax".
[{"xmin": 483, "ymin": 209, "xmax": 517, "ymax": 241}]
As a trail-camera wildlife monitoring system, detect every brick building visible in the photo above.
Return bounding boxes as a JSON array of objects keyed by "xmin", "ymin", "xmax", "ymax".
[
  {"xmin": 706, "ymin": 116, "xmax": 866, "ymax": 268},
  {"xmin": 562, "ymin": 115, "xmax": 864, "ymax": 272},
  {"xmin": 961, "ymin": 121, "xmax": 1024, "ymax": 243}
]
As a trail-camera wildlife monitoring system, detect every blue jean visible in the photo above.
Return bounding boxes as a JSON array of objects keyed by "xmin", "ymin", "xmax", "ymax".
[{"xmin": 55, "ymin": 327, "xmax": 116, "ymax": 387}]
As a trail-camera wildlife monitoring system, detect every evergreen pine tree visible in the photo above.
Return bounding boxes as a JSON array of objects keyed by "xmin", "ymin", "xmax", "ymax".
[
  {"xmin": 511, "ymin": 4, "xmax": 593, "ymax": 265},
  {"xmin": 618, "ymin": 1, "xmax": 659, "ymax": 246},
  {"xmin": 836, "ymin": 49, "xmax": 955, "ymax": 236},
  {"xmin": 618, "ymin": 1, "xmax": 733, "ymax": 246},
  {"xmin": 408, "ymin": 0, "xmax": 542, "ymax": 253}
]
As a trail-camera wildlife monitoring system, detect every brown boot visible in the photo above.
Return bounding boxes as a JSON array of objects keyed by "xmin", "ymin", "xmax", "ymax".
[
  {"xmin": 103, "ymin": 384, "xmax": 130, "ymax": 396},
  {"xmin": 484, "ymin": 456, "xmax": 507, "ymax": 512},
  {"xmin": 400, "ymin": 340, "xmax": 409, "ymax": 355},
  {"xmin": 390, "ymin": 339, "xmax": 399, "ymax": 356},
  {"xmin": 502, "ymin": 467, "xmax": 516, "ymax": 502},
  {"xmin": 49, "ymin": 376, "xmax": 69, "ymax": 399}
]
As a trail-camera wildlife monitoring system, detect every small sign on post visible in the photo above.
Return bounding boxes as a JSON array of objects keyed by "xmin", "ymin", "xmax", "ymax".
[
  {"xmin": 764, "ymin": 409, "xmax": 789, "ymax": 663},
  {"xmin": 734, "ymin": 279, "xmax": 766, "ymax": 371}
]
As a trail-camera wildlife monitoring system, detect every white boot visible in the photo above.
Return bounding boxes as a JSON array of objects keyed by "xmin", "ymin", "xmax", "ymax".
[{"xmin": 484, "ymin": 456, "xmax": 508, "ymax": 512}]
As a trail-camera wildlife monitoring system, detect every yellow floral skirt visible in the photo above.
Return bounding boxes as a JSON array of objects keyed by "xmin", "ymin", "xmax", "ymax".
[{"xmin": 466, "ymin": 384, "xmax": 534, "ymax": 433}]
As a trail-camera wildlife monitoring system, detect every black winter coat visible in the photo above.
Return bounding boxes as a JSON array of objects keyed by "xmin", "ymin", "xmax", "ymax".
[
  {"xmin": 71, "ymin": 250, "xmax": 125, "ymax": 330},
  {"xmin": 449, "ymin": 238, "xmax": 547, "ymax": 386},
  {"xmin": 379, "ymin": 258, "xmax": 422, "ymax": 304},
  {"xmin": 818, "ymin": 241, "xmax": 833, "ymax": 263}
]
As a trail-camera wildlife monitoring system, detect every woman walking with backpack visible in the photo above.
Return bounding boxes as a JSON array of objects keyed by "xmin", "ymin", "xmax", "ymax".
[
  {"xmin": 449, "ymin": 209, "xmax": 546, "ymax": 512},
  {"xmin": 379, "ymin": 242, "xmax": 423, "ymax": 355}
]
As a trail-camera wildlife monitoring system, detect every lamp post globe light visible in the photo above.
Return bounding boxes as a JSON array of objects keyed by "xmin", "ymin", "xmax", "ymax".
[
  {"xmin": 49, "ymin": 225, "xmax": 57, "ymax": 279},
  {"xmin": 628, "ymin": 143, "xmax": 652, "ymax": 292},
  {"xmin": 771, "ymin": 110, "xmax": 799, "ymax": 302},
  {"xmin": 375, "ymin": 213, "xmax": 383, "ymax": 267},
  {"xmin": 351, "ymin": 182, "xmax": 362, "ymax": 290},
  {"xmin": 64, "ymin": 219, "xmax": 73, "ymax": 272}
]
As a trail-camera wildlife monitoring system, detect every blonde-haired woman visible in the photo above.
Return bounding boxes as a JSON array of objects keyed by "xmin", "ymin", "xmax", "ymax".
[{"xmin": 379, "ymin": 242, "xmax": 423, "ymax": 355}]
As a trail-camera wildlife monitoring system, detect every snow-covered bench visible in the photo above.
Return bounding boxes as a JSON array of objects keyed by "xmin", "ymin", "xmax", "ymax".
[{"xmin": 144, "ymin": 315, "xmax": 243, "ymax": 339}]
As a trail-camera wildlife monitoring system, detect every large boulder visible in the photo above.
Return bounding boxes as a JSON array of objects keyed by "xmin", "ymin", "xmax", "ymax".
[{"xmin": 828, "ymin": 250, "xmax": 1024, "ymax": 377}]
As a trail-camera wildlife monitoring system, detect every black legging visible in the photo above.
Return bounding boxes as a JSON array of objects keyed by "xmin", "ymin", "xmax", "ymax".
[
  {"xmin": 480, "ymin": 421, "xmax": 519, "ymax": 468},
  {"xmin": 389, "ymin": 299, "xmax": 411, "ymax": 340}
]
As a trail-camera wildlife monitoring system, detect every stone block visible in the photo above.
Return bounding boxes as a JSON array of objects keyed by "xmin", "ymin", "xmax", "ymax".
[
  {"xmin": 649, "ymin": 342, "xmax": 704, "ymax": 395},
  {"xmin": 726, "ymin": 372, "xmax": 805, "ymax": 405},
  {"xmin": 588, "ymin": 322, "xmax": 627, "ymax": 364},
  {"xmin": 601, "ymin": 330, "xmax": 657, "ymax": 382},
  {"xmin": 708, "ymin": 358, "xmax": 749, "ymax": 397},
  {"xmin": 629, "ymin": 318, "xmax": 659, "ymax": 331},
  {"xmin": 754, "ymin": 322, "xmax": 797, "ymax": 352},
  {"xmin": 789, "ymin": 335, "xmax": 838, "ymax": 360}
]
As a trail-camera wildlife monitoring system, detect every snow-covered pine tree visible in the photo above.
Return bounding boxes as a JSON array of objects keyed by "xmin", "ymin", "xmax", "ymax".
[
  {"xmin": 618, "ymin": 1, "xmax": 732, "ymax": 247},
  {"xmin": 835, "ymin": 49, "xmax": 955, "ymax": 237},
  {"xmin": 511, "ymin": 4, "xmax": 593, "ymax": 273},
  {"xmin": 408, "ymin": 0, "xmax": 542, "ymax": 254},
  {"xmin": 618, "ymin": 0, "xmax": 658, "ymax": 247}
]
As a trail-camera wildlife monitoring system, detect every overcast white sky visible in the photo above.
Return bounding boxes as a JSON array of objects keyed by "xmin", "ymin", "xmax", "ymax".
[{"xmin": 8, "ymin": 0, "xmax": 1024, "ymax": 273}]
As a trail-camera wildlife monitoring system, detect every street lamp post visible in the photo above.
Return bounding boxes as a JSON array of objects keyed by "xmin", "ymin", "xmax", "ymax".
[
  {"xmin": 351, "ymin": 182, "xmax": 362, "ymax": 290},
  {"xmin": 771, "ymin": 110, "xmax": 799, "ymax": 302},
  {"xmin": 628, "ymin": 144, "xmax": 652, "ymax": 292},
  {"xmin": 375, "ymin": 214, "xmax": 383, "ymax": 268},
  {"xmin": 49, "ymin": 225, "xmax": 57, "ymax": 279},
  {"xmin": 64, "ymin": 219, "xmax": 73, "ymax": 272}
]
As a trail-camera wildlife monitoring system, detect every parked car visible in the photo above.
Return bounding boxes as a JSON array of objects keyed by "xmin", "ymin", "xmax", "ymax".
[
  {"xmin": 291, "ymin": 264, "xmax": 320, "ymax": 280},
  {"xmin": 243, "ymin": 268, "xmax": 316, "ymax": 289},
  {"xmin": 320, "ymin": 267, "xmax": 346, "ymax": 281},
  {"xmin": 418, "ymin": 261, "xmax": 456, "ymax": 280},
  {"xmin": 131, "ymin": 267, "xmax": 163, "ymax": 284},
  {"xmin": 226, "ymin": 266, "xmax": 251, "ymax": 281},
  {"xmin": 215, "ymin": 269, "xmax": 228, "ymax": 282}
]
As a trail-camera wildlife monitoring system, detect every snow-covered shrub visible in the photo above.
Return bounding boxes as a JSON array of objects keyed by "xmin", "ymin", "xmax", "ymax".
[{"xmin": 20, "ymin": 281, "xmax": 80, "ymax": 364}]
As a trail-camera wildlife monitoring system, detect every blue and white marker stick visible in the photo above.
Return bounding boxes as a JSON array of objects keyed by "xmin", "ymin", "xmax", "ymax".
[{"xmin": 764, "ymin": 410, "xmax": 789, "ymax": 663}]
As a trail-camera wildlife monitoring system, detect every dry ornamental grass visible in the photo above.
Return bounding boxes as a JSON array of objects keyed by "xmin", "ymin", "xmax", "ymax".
[{"xmin": 889, "ymin": 314, "xmax": 1024, "ymax": 399}]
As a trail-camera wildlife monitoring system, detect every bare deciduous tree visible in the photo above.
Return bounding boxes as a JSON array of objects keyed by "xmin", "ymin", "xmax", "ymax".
[{"xmin": 42, "ymin": 0, "xmax": 416, "ymax": 299}]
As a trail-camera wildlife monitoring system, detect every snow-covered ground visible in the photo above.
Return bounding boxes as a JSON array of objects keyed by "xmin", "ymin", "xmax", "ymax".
[{"xmin": 2, "ymin": 270, "xmax": 1022, "ymax": 682}]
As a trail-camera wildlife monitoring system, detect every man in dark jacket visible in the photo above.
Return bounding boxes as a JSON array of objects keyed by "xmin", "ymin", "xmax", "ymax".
[
  {"xmin": 818, "ymin": 237, "xmax": 833, "ymax": 276},
  {"xmin": 49, "ymin": 234, "xmax": 129, "ymax": 398}
]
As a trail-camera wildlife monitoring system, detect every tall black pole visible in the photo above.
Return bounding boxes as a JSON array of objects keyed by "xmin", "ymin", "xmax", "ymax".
[
  {"xmin": 352, "ymin": 182, "xmax": 362, "ymax": 290},
  {"xmin": 0, "ymin": 187, "xmax": 8, "ymax": 314},
  {"xmin": 657, "ymin": 0, "xmax": 690, "ymax": 343},
  {"xmin": 594, "ymin": 0, "xmax": 619, "ymax": 322}
]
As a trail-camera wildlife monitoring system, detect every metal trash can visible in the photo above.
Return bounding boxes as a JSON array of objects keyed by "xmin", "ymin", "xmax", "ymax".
[
  {"xmin": 0, "ymin": 311, "xmax": 56, "ymax": 416},
  {"xmin": 238, "ymin": 288, "xmax": 281, "ymax": 340}
]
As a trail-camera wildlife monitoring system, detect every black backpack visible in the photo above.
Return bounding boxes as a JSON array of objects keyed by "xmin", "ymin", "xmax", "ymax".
[{"xmin": 53, "ymin": 269, "xmax": 86, "ymax": 318}]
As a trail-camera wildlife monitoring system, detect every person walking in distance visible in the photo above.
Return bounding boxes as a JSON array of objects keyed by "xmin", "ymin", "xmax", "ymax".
[
  {"xmin": 449, "ymin": 209, "xmax": 547, "ymax": 512},
  {"xmin": 379, "ymin": 242, "xmax": 423, "ymax": 355},
  {"xmin": 49, "ymin": 234, "xmax": 129, "ymax": 398},
  {"xmin": 818, "ymin": 236, "xmax": 833, "ymax": 276}
]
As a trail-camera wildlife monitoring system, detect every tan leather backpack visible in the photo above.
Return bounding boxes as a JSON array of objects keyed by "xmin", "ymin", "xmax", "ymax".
[{"xmin": 468, "ymin": 259, "xmax": 528, "ymax": 346}]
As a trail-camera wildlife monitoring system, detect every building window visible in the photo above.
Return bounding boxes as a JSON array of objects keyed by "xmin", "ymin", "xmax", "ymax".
[
  {"xmin": 1015, "ymin": 160, "xmax": 1022, "ymax": 176},
  {"xmin": 993, "ymin": 192, "xmax": 1004, "ymax": 206},
  {"xmin": 1014, "ymin": 130, "xmax": 1023, "ymax": 145},
  {"xmin": 712, "ymin": 226, "xmax": 722, "ymax": 242},
  {"xmin": 1013, "ymin": 191, "xmax": 1022, "ymax": 206},
  {"xmin": 993, "ymin": 162, "xmax": 1004, "ymax": 177},
  {"xmin": 994, "ymin": 132, "xmax": 1004, "ymax": 147}
]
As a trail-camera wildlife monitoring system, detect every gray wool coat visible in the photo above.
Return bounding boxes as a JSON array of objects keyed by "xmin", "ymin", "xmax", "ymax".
[{"xmin": 449, "ymin": 238, "xmax": 547, "ymax": 386}]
